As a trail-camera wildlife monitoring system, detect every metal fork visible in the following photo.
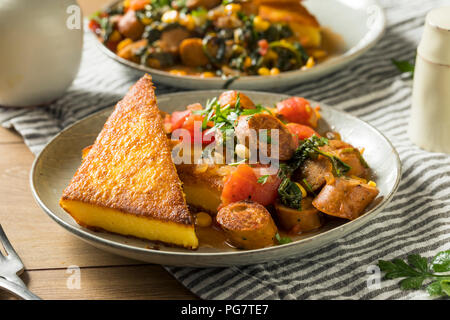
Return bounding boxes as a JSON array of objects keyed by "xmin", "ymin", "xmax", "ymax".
[{"xmin": 0, "ymin": 224, "xmax": 40, "ymax": 300}]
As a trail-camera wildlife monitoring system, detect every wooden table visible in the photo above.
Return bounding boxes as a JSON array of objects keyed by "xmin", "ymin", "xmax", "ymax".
[{"xmin": 0, "ymin": 0, "xmax": 196, "ymax": 300}]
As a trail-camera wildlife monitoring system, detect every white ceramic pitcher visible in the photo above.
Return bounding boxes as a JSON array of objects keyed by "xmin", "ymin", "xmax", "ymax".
[
  {"xmin": 409, "ymin": 6, "xmax": 450, "ymax": 153},
  {"xmin": 0, "ymin": 0, "xmax": 83, "ymax": 107}
]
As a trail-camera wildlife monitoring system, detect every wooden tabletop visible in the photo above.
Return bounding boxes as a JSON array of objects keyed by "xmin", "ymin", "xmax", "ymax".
[{"xmin": 0, "ymin": 0, "xmax": 196, "ymax": 300}]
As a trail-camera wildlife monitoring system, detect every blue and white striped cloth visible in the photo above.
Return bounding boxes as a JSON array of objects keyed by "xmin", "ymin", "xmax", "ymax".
[{"xmin": 1, "ymin": 0, "xmax": 449, "ymax": 299}]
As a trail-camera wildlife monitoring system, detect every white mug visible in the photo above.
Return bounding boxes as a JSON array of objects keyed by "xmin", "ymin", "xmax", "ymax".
[
  {"xmin": 0, "ymin": 0, "xmax": 83, "ymax": 107},
  {"xmin": 409, "ymin": 6, "xmax": 450, "ymax": 153}
]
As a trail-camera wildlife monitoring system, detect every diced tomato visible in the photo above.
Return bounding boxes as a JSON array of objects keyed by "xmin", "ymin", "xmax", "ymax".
[
  {"xmin": 171, "ymin": 110, "xmax": 191, "ymax": 130},
  {"xmin": 287, "ymin": 123, "xmax": 319, "ymax": 141},
  {"xmin": 88, "ymin": 19, "xmax": 101, "ymax": 33},
  {"xmin": 258, "ymin": 39, "xmax": 269, "ymax": 56},
  {"xmin": 221, "ymin": 164, "xmax": 257, "ymax": 205},
  {"xmin": 221, "ymin": 164, "xmax": 281, "ymax": 206},
  {"xmin": 276, "ymin": 97, "xmax": 318, "ymax": 128},
  {"xmin": 130, "ymin": 0, "xmax": 151, "ymax": 11},
  {"xmin": 251, "ymin": 173, "xmax": 282, "ymax": 206}
]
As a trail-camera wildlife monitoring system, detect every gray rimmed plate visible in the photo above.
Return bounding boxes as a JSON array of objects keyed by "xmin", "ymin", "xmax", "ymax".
[
  {"xmin": 94, "ymin": 0, "xmax": 386, "ymax": 90},
  {"xmin": 30, "ymin": 91, "xmax": 401, "ymax": 267}
]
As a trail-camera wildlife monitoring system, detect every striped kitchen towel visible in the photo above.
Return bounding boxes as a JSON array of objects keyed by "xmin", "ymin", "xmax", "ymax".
[{"xmin": 1, "ymin": 0, "xmax": 449, "ymax": 299}]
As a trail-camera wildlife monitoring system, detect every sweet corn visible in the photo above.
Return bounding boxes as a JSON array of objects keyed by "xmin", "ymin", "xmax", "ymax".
[
  {"xmin": 311, "ymin": 50, "xmax": 327, "ymax": 59},
  {"xmin": 195, "ymin": 212, "xmax": 213, "ymax": 227},
  {"xmin": 305, "ymin": 56, "xmax": 315, "ymax": 68},
  {"xmin": 169, "ymin": 69, "xmax": 187, "ymax": 76},
  {"xmin": 235, "ymin": 144, "xmax": 250, "ymax": 159},
  {"xmin": 295, "ymin": 183, "xmax": 307, "ymax": 198},
  {"xmin": 117, "ymin": 38, "xmax": 133, "ymax": 51},
  {"xmin": 253, "ymin": 16, "xmax": 270, "ymax": 32},
  {"xmin": 224, "ymin": 3, "xmax": 241, "ymax": 14},
  {"xmin": 368, "ymin": 181, "xmax": 377, "ymax": 187},
  {"xmin": 141, "ymin": 17, "xmax": 152, "ymax": 25},
  {"xmin": 258, "ymin": 67, "xmax": 270, "ymax": 76},
  {"xmin": 243, "ymin": 56, "xmax": 252, "ymax": 68},
  {"xmin": 109, "ymin": 30, "xmax": 122, "ymax": 43},
  {"xmin": 161, "ymin": 10, "xmax": 179, "ymax": 24},
  {"xmin": 201, "ymin": 71, "xmax": 215, "ymax": 78},
  {"xmin": 270, "ymin": 68, "xmax": 280, "ymax": 76},
  {"xmin": 179, "ymin": 14, "xmax": 196, "ymax": 30}
]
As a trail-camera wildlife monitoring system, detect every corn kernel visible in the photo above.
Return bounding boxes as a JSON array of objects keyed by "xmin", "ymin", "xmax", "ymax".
[
  {"xmin": 270, "ymin": 68, "xmax": 280, "ymax": 76},
  {"xmin": 169, "ymin": 69, "xmax": 187, "ymax": 76},
  {"xmin": 195, "ymin": 212, "xmax": 213, "ymax": 227},
  {"xmin": 117, "ymin": 38, "xmax": 133, "ymax": 51},
  {"xmin": 253, "ymin": 16, "xmax": 270, "ymax": 32},
  {"xmin": 368, "ymin": 181, "xmax": 377, "ymax": 187},
  {"xmin": 305, "ymin": 56, "xmax": 315, "ymax": 68},
  {"xmin": 179, "ymin": 14, "xmax": 195, "ymax": 30},
  {"xmin": 161, "ymin": 10, "xmax": 179, "ymax": 24},
  {"xmin": 243, "ymin": 56, "xmax": 252, "ymax": 68},
  {"xmin": 225, "ymin": 3, "xmax": 241, "ymax": 14},
  {"xmin": 258, "ymin": 67, "xmax": 270, "ymax": 76},
  {"xmin": 311, "ymin": 50, "xmax": 327, "ymax": 59},
  {"xmin": 295, "ymin": 183, "xmax": 307, "ymax": 198},
  {"xmin": 109, "ymin": 30, "xmax": 122, "ymax": 43},
  {"xmin": 141, "ymin": 17, "xmax": 152, "ymax": 25},
  {"xmin": 201, "ymin": 71, "xmax": 215, "ymax": 78}
]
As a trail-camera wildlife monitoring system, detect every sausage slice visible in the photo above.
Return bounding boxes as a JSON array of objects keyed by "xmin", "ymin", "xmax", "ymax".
[
  {"xmin": 218, "ymin": 91, "xmax": 255, "ymax": 109},
  {"xmin": 275, "ymin": 197, "xmax": 322, "ymax": 233},
  {"xmin": 216, "ymin": 201, "xmax": 278, "ymax": 249},
  {"xmin": 179, "ymin": 38, "xmax": 210, "ymax": 67},
  {"xmin": 312, "ymin": 177, "xmax": 379, "ymax": 220},
  {"xmin": 235, "ymin": 113, "xmax": 296, "ymax": 161},
  {"xmin": 117, "ymin": 10, "xmax": 144, "ymax": 41}
]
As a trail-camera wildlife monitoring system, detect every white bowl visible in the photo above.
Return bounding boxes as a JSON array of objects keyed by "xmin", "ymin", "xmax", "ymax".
[{"xmin": 95, "ymin": 0, "xmax": 386, "ymax": 90}]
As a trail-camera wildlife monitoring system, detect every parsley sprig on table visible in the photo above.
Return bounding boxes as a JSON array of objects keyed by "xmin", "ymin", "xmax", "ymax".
[{"xmin": 378, "ymin": 250, "xmax": 450, "ymax": 297}]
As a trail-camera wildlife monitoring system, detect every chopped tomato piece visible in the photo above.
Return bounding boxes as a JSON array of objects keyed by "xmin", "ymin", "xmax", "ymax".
[
  {"xmin": 258, "ymin": 39, "xmax": 269, "ymax": 56},
  {"xmin": 130, "ymin": 0, "xmax": 151, "ymax": 11},
  {"xmin": 171, "ymin": 110, "xmax": 191, "ymax": 130},
  {"xmin": 218, "ymin": 91, "xmax": 255, "ymax": 109},
  {"xmin": 287, "ymin": 123, "xmax": 319, "ymax": 141},
  {"xmin": 221, "ymin": 164, "xmax": 281, "ymax": 206},
  {"xmin": 88, "ymin": 19, "xmax": 101, "ymax": 34},
  {"xmin": 276, "ymin": 97, "xmax": 318, "ymax": 127}
]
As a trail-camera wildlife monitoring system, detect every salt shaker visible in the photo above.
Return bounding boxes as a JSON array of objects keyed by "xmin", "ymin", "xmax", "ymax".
[{"xmin": 409, "ymin": 6, "xmax": 450, "ymax": 153}]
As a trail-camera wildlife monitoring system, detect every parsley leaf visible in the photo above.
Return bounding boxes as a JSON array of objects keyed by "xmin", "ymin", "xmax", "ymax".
[
  {"xmin": 257, "ymin": 175, "xmax": 269, "ymax": 184},
  {"xmin": 275, "ymin": 233, "xmax": 292, "ymax": 245},
  {"xmin": 392, "ymin": 59, "xmax": 415, "ymax": 75},
  {"xmin": 378, "ymin": 250, "xmax": 450, "ymax": 297}
]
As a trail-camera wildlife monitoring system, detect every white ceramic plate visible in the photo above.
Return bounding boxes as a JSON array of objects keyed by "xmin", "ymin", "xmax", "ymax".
[
  {"xmin": 95, "ymin": 0, "xmax": 386, "ymax": 90},
  {"xmin": 30, "ymin": 91, "xmax": 401, "ymax": 267}
]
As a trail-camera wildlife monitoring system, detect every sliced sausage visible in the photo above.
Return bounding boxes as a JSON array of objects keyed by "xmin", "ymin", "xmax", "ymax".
[
  {"xmin": 312, "ymin": 177, "xmax": 379, "ymax": 220},
  {"xmin": 186, "ymin": 0, "xmax": 221, "ymax": 10},
  {"xmin": 179, "ymin": 38, "xmax": 210, "ymax": 67},
  {"xmin": 275, "ymin": 197, "xmax": 322, "ymax": 233},
  {"xmin": 294, "ymin": 157, "xmax": 333, "ymax": 192},
  {"xmin": 216, "ymin": 201, "xmax": 278, "ymax": 249},
  {"xmin": 321, "ymin": 140, "xmax": 369, "ymax": 178},
  {"xmin": 117, "ymin": 39, "xmax": 148, "ymax": 62},
  {"xmin": 159, "ymin": 27, "xmax": 191, "ymax": 54},
  {"xmin": 235, "ymin": 113, "xmax": 296, "ymax": 161},
  {"xmin": 117, "ymin": 10, "xmax": 144, "ymax": 41},
  {"xmin": 218, "ymin": 91, "xmax": 255, "ymax": 109}
]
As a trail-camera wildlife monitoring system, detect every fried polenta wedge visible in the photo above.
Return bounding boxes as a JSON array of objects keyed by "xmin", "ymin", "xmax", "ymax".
[{"xmin": 60, "ymin": 75, "xmax": 198, "ymax": 249}]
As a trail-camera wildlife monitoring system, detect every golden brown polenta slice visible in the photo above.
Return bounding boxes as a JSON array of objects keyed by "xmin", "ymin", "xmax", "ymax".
[{"xmin": 60, "ymin": 75, "xmax": 198, "ymax": 249}]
